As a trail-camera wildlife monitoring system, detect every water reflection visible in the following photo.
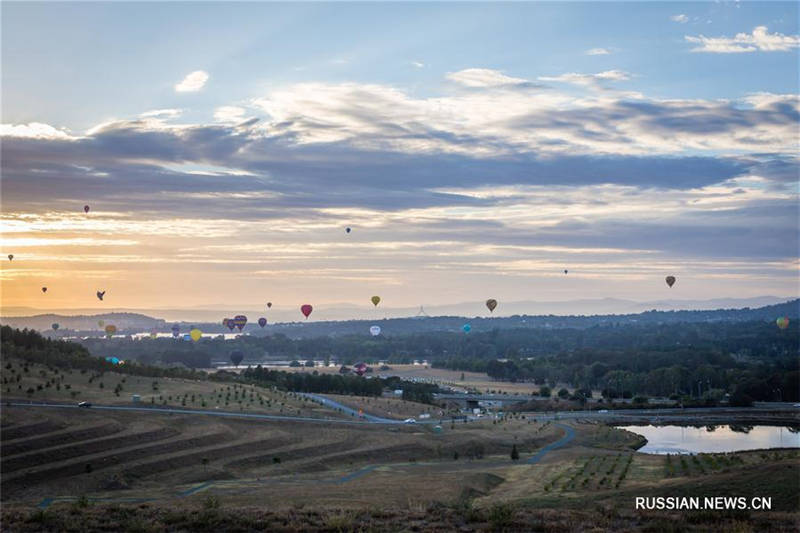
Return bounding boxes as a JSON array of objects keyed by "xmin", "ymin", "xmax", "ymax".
[{"xmin": 618, "ymin": 425, "xmax": 800, "ymax": 454}]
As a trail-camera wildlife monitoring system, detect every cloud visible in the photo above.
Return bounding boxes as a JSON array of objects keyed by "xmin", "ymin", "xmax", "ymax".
[
  {"xmin": 174, "ymin": 70, "xmax": 209, "ymax": 92},
  {"xmin": 213, "ymin": 106, "xmax": 247, "ymax": 123},
  {"xmin": 0, "ymin": 122, "xmax": 75, "ymax": 140},
  {"xmin": 538, "ymin": 69, "xmax": 631, "ymax": 86},
  {"xmin": 445, "ymin": 68, "xmax": 531, "ymax": 88},
  {"xmin": 670, "ymin": 14, "xmax": 689, "ymax": 24},
  {"xmin": 586, "ymin": 48, "xmax": 611, "ymax": 55},
  {"xmin": 686, "ymin": 25, "xmax": 800, "ymax": 53},
  {"xmin": 140, "ymin": 109, "xmax": 182, "ymax": 119},
  {"xmin": 411, "ymin": 61, "xmax": 425, "ymax": 68}
]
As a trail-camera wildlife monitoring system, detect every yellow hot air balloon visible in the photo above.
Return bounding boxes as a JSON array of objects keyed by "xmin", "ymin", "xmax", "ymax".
[
  {"xmin": 776, "ymin": 317, "xmax": 789, "ymax": 330},
  {"xmin": 371, "ymin": 296, "xmax": 381, "ymax": 307},
  {"xmin": 98, "ymin": 320, "xmax": 105, "ymax": 327},
  {"xmin": 190, "ymin": 328, "xmax": 202, "ymax": 341}
]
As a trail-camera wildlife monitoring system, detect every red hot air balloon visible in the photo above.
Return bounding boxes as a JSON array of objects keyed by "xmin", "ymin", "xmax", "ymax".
[
  {"xmin": 301, "ymin": 304, "xmax": 313, "ymax": 319},
  {"xmin": 354, "ymin": 362, "xmax": 368, "ymax": 376},
  {"xmin": 233, "ymin": 315, "xmax": 248, "ymax": 331},
  {"xmin": 84, "ymin": 205, "xmax": 90, "ymax": 213},
  {"xmin": 258, "ymin": 317, "xmax": 267, "ymax": 328}
]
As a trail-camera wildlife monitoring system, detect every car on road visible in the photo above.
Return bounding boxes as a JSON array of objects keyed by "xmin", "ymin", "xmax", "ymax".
[
  {"xmin": 403, "ymin": 418, "xmax": 417, "ymax": 424},
  {"xmin": 78, "ymin": 401, "xmax": 92, "ymax": 408},
  {"xmin": 598, "ymin": 409, "xmax": 608, "ymax": 413}
]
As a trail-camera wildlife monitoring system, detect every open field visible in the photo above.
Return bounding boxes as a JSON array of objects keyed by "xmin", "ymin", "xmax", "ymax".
[
  {"xmin": 2, "ymin": 400, "xmax": 798, "ymax": 531},
  {"xmin": 1, "ymin": 363, "xmax": 798, "ymax": 531},
  {"xmin": 278, "ymin": 363, "xmax": 596, "ymax": 396},
  {"xmin": 2, "ymin": 357, "xmax": 339, "ymax": 418}
]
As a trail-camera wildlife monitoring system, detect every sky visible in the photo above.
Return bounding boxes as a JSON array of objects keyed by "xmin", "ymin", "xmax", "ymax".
[{"xmin": 1, "ymin": 1, "xmax": 798, "ymax": 317}]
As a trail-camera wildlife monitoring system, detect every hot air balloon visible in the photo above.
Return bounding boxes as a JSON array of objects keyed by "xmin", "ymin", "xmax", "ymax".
[
  {"xmin": 345, "ymin": 227, "xmax": 351, "ymax": 234},
  {"xmin": 171, "ymin": 324, "xmax": 180, "ymax": 337},
  {"xmin": 233, "ymin": 315, "xmax": 247, "ymax": 332},
  {"xmin": 227, "ymin": 321, "xmax": 235, "ymax": 331},
  {"xmin": 41, "ymin": 287, "xmax": 47, "ymax": 293},
  {"xmin": 222, "ymin": 318, "xmax": 230, "ymax": 328},
  {"xmin": 462, "ymin": 324, "xmax": 471, "ymax": 333},
  {"xmin": 84, "ymin": 205, "xmax": 90, "ymax": 214},
  {"xmin": 267, "ymin": 302, "xmax": 272, "ymax": 309},
  {"xmin": 96, "ymin": 290, "xmax": 106, "ymax": 301},
  {"xmin": 564, "ymin": 269, "xmax": 568, "ymax": 275},
  {"xmin": 301, "ymin": 304, "xmax": 313, "ymax": 319},
  {"xmin": 51, "ymin": 323, "xmax": 59, "ymax": 331},
  {"xmin": 485, "ymin": 299, "xmax": 497, "ymax": 313},
  {"xmin": 230, "ymin": 350, "xmax": 244, "ymax": 367},
  {"xmin": 258, "ymin": 317, "xmax": 267, "ymax": 328},
  {"xmin": 98, "ymin": 320, "xmax": 105, "ymax": 327},
  {"xmin": 371, "ymin": 296, "xmax": 381, "ymax": 307},
  {"xmin": 190, "ymin": 328, "xmax": 202, "ymax": 341},
  {"xmin": 370, "ymin": 325, "xmax": 381, "ymax": 336},
  {"xmin": 354, "ymin": 362, "xmax": 368, "ymax": 376},
  {"xmin": 665, "ymin": 276, "xmax": 676, "ymax": 288},
  {"xmin": 7, "ymin": 254, "xmax": 12, "ymax": 261},
  {"xmin": 104, "ymin": 324, "xmax": 117, "ymax": 337},
  {"xmin": 776, "ymin": 317, "xmax": 790, "ymax": 330}
]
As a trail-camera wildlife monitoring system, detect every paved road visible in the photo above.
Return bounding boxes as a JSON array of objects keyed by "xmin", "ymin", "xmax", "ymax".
[
  {"xmin": 527, "ymin": 423, "xmax": 575, "ymax": 464},
  {"xmin": 4, "ymin": 401, "xmax": 392, "ymax": 426},
  {"xmin": 298, "ymin": 393, "xmax": 401, "ymax": 424}
]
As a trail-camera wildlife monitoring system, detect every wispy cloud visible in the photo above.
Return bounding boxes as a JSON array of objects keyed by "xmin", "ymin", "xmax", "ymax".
[
  {"xmin": 670, "ymin": 14, "xmax": 689, "ymax": 24},
  {"xmin": 538, "ymin": 69, "xmax": 631, "ymax": 86},
  {"xmin": 586, "ymin": 48, "xmax": 611, "ymax": 55},
  {"xmin": 411, "ymin": 61, "xmax": 425, "ymax": 68},
  {"xmin": 446, "ymin": 68, "xmax": 531, "ymax": 88},
  {"xmin": 175, "ymin": 70, "xmax": 209, "ymax": 92},
  {"xmin": 213, "ymin": 106, "xmax": 246, "ymax": 123},
  {"xmin": 686, "ymin": 25, "xmax": 800, "ymax": 53}
]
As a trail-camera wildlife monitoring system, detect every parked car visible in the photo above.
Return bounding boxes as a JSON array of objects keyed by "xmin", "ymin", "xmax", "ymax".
[
  {"xmin": 78, "ymin": 401, "xmax": 92, "ymax": 408},
  {"xmin": 598, "ymin": 409, "xmax": 608, "ymax": 413},
  {"xmin": 403, "ymin": 418, "xmax": 417, "ymax": 424}
]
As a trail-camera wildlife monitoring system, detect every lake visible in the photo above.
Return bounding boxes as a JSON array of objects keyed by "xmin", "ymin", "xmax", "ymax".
[{"xmin": 618, "ymin": 424, "xmax": 800, "ymax": 454}]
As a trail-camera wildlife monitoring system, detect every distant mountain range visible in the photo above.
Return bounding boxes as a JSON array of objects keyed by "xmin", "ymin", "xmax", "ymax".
[
  {"xmin": 2, "ymin": 297, "xmax": 797, "ymax": 338},
  {"xmin": 1, "ymin": 295, "xmax": 794, "ymax": 323}
]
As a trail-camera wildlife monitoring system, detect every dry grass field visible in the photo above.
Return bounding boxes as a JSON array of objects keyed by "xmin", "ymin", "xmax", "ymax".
[
  {"xmin": 2, "ymin": 358, "xmax": 338, "ymax": 418},
  {"xmin": 281, "ymin": 363, "xmax": 597, "ymax": 396},
  {"xmin": 2, "ymin": 368, "xmax": 798, "ymax": 532}
]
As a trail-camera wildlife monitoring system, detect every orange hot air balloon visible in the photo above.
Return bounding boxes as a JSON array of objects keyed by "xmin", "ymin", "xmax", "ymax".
[
  {"xmin": 485, "ymin": 299, "xmax": 497, "ymax": 313},
  {"xmin": 776, "ymin": 317, "xmax": 790, "ymax": 330},
  {"xmin": 665, "ymin": 276, "xmax": 676, "ymax": 288},
  {"xmin": 104, "ymin": 324, "xmax": 117, "ymax": 337},
  {"xmin": 300, "ymin": 304, "xmax": 313, "ymax": 319}
]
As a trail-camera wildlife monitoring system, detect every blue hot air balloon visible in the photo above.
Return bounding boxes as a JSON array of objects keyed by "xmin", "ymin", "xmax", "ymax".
[{"xmin": 462, "ymin": 324, "xmax": 471, "ymax": 333}]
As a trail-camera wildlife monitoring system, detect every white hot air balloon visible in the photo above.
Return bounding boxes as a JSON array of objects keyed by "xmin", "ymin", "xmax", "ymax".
[{"xmin": 369, "ymin": 325, "xmax": 381, "ymax": 336}]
